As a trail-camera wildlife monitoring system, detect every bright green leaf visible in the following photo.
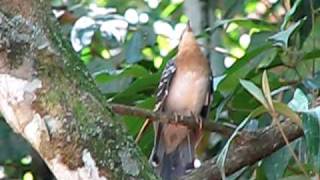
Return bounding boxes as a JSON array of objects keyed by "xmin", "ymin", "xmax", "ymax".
[
  {"xmin": 240, "ymin": 79, "xmax": 268, "ymax": 109},
  {"xmin": 288, "ymin": 88, "xmax": 309, "ymax": 112}
]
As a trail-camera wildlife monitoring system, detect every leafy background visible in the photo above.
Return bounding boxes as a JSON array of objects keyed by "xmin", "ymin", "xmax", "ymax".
[{"xmin": 1, "ymin": 0, "xmax": 320, "ymax": 179}]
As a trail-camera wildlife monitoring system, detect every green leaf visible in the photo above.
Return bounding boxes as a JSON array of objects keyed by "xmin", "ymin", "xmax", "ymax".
[
  {"xmin": 303, "ymin": 72, "xmax": 320, "ymax": 90},
  {"xmin": 125, "ymin": 31, "xmax": 143, "ymax": 63},
  {"xmin": 273, "ymin": 102, "xmax": 302, "ymax": 126},
  {"xmin": 97, "ymin": 76, "xmax": 132, "ymax": 94},
  {"xmin": 160, "ymin": 3, "xmax": 182, "ymax": 18},
  {"xmin": 87, "ymin": 58, "xmax": 115, "ymax": 74},
  {"xmin": 268, "ymin": 18, "xmax": 306, "ymax": 48},
  {"xmin": 92, "ymin": 64, "xmax": 150, "ymax": 94},
  {"xmin": 280, "ymin": 175, "xmax": 310, "ymax": 180},
  {"xmin": 301, "ymin": 107, "xmax": 320, "ymax": 171},
  {"xmin": 218, "ymin": 32, "xmax": 273, "ymax": 96},
  {"xmin": 258, "ymin": 48, "xmax": 278, "ymax": 69},
  {"xmin": 280, "ymin": 0, "xmax": 302, "ymax": 30},
  {"xmin": 111, "ymin": 73, "xmax": 161, "ymax": 103},
  {"xmin": 262, "ymin": 71, "xmax": 274, "ymax": 112},
  {"xmin": 120, "ymin": 65, "xmax": 150, "ymax": 77},
  {"xmin": 262, "ymin": 142, "xmax": 297, "ymax": 180},
  {"xmin": 303, "ymin": 49, "xmax": 320, "ymax": 60},
  {"xmin": 141, "ymin": 26, "xmax": 156, "ymax": 46},
  {"xmin": 217, "ymin": 105, "xmax": 268, "ymax": 175},
  {"xmin": 240, "ymin": 79, "xmax": 268, "ymax": 109},
  {"xmin": 211, "ymin": 18, "xmax": 276, "ymax": 32},
  {"xmin": 213, "ymin": 75, "xmax": 226, "ymax": 91},
  {"xmin": 288, "ymin": 88, "xmax": 309, "ymax": 112}
]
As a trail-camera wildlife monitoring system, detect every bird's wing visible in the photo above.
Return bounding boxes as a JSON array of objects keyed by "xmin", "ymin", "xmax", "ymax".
[
  {"xmin": 200, "ymin": 74, "xmax": 213, "ymax": 119},
  {"xmin": 154, "ymin": 59, "xmax": 177, "ymax": 112},
  {"xmin": 134, "ymin": 59, "xmax": 176, "ymax": 143},
  {"xmin": 150, "ymin": 59, "xmax": 177, "ymax": 166}
]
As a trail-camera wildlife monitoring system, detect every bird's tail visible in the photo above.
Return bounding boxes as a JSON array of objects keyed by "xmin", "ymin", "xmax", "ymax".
[{"xmin": 151, "ymin": 134, "xmax": 195, "ymax": 180}]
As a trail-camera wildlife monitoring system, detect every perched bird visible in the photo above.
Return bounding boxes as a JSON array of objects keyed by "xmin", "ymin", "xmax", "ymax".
[{"xmin": 148, "ymin": 22, "xmax": 213, "ymax": 179}]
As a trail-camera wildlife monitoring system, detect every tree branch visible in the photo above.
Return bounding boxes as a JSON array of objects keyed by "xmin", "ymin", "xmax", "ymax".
[
  {"xmin": 109, "ymin": 103, "xmax": 235, "ymax": 137},
  {"xmin": 110, "ymin": 104, "xmax": 305, "ymax": 179},
  {"xmin": 182, "ymin": 121, "xmax": 303, "ymax": 180}
]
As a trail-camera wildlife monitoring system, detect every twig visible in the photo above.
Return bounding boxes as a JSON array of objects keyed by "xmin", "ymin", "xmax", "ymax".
[{"xmin": 109, "ymin": 103, "xmax": 235, "ymax": 137}]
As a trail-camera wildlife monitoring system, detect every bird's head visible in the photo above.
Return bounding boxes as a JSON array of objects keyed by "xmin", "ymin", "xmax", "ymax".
[{"xmin": 177, "ymin": 21, "xmax": 202, "ymax": 56}]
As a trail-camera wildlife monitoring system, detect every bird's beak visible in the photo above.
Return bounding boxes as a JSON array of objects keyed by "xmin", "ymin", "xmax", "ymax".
[{"xmin": 186, "ymin": 20, "xmax": 192, "ymax": 32}]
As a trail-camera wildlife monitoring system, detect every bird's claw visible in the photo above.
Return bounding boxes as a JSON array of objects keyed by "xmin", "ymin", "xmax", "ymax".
[
  {"xmin": 191, "ymin": 112, "xmax": 203, "ymax": 130},
  {"xmin": 173, "ymin": 113, "xmax": 180, "ymax": 124}
]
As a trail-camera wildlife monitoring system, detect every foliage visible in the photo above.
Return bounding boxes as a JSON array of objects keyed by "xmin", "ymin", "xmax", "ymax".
[{"xmin": 1, "ymin": 0, "xmax": 320, "ymax": 179}]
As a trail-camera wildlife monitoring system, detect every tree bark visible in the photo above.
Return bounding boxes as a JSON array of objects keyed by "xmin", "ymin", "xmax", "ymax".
[
  {"xmin": 0, "ymin": 0, "xmax": 156, "ymax": 179},
  {"xmin": 0, "ymin": 1, "xmax": 308, "ymax": 180}
]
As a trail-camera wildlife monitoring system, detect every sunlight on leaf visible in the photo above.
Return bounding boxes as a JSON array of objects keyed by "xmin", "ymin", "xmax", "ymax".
[
  {"xmin": 240, "ymin": 79, "xmax": 268, "ymax": 110},
  {"xmin": 288, "ymin": 88, "xmax": 309, "ymax": 112},
  {"xmin": 262, "ymin": 71, "xmax": 274, "ymax": 112},
  {"xmin": 268, "ymin": 18, "xmax": 306, "ymax": 48}
]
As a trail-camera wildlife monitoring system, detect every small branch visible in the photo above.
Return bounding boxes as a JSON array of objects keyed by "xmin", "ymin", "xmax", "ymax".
[
  {"xmin": 109, "ymin": 103, "xmax": 235, "ymax": 137},
  {"xmin": 182, "ymin": 121, "xmax": 304, "ymax": 180}
]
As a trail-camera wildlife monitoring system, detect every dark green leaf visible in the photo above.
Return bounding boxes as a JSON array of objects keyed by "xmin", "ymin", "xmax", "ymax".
[
  {"xmin": 301, "ymin": 107, "xmax": 320, "ymax": 171},
  {"xmin": 111, "ymin": 73, "xmax": 161, "ymax": 103},
  {"xmin": 97, "ymin": 76, "xmax": 132, "ymax": 94},
  {"xmin": 281, "ymin": 0, "xmax": 302, "ymax": 30},
  {"xmin": 303, "ymin": 72, "xmax": 320, "ymax": 90},
  {"xmin": 218, "ymin": 32, "xmax": 273, "ymax": 96},
  {"xmin": 261, "ymin": 142, "xmax": 296, "ymax": 180},
  {"xmin": 303, "ymin": 49, "xmax": 320, "ymax": 60},
  {"xmin": 258, "ymin": 48, "xmax": 278, "ymax": 69},
  {"xmin": 125, "ymin": 31, "xmax": 143, "ymax": 63},
  {"xmin": 141, "ymin": 26, "xmax": 156, "ymax": 46}
]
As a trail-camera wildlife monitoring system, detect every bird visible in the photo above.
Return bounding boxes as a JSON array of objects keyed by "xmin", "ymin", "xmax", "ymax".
[{"xmin": 144, "ymin": 22, "xmax": 213, "ymax": 180}]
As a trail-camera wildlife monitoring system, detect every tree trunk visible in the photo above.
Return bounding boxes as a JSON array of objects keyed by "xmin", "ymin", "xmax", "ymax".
[{"xmin": 0, "ymin": 0, "xmax": 156, "ymax": 179}]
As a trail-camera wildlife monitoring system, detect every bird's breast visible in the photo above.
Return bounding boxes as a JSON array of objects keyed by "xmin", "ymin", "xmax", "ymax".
[{"xmin": 165, "ymin": 71, "xmax": 208, "ymax": 115}]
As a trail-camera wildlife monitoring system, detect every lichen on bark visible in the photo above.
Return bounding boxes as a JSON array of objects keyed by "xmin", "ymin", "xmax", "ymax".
[{"xmin": 0, "ymin": 0, "xmax": 158, "ymax": 179}]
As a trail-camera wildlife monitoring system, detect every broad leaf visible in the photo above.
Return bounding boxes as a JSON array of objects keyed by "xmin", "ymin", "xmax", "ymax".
[
  {"xmin": 301, "ymin": 107, "xmax": 320, "ymax": 171},
  {"xmin": 125, "ymin": 31, "xmax": 144, "ymax": 63},
  {"xmin": 240, "ymin": 79, "xmax": 268, "ymax": 109},
  {"xmin": 288, "ymin": 88, "xmax": 309, "ymax": 112},
  {"xmin": 262, "ymin": 142, "xmax": 297, "ymax": 180}
]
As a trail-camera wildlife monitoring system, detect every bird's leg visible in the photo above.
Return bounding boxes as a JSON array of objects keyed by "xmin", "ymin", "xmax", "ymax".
[
  {"xmin": 190, "ymin": 111, "xmax": 203, "ymax": 131},
  {"xmin": 173, "ymin": 112, "xmax": 182, "ymax": 124}
]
